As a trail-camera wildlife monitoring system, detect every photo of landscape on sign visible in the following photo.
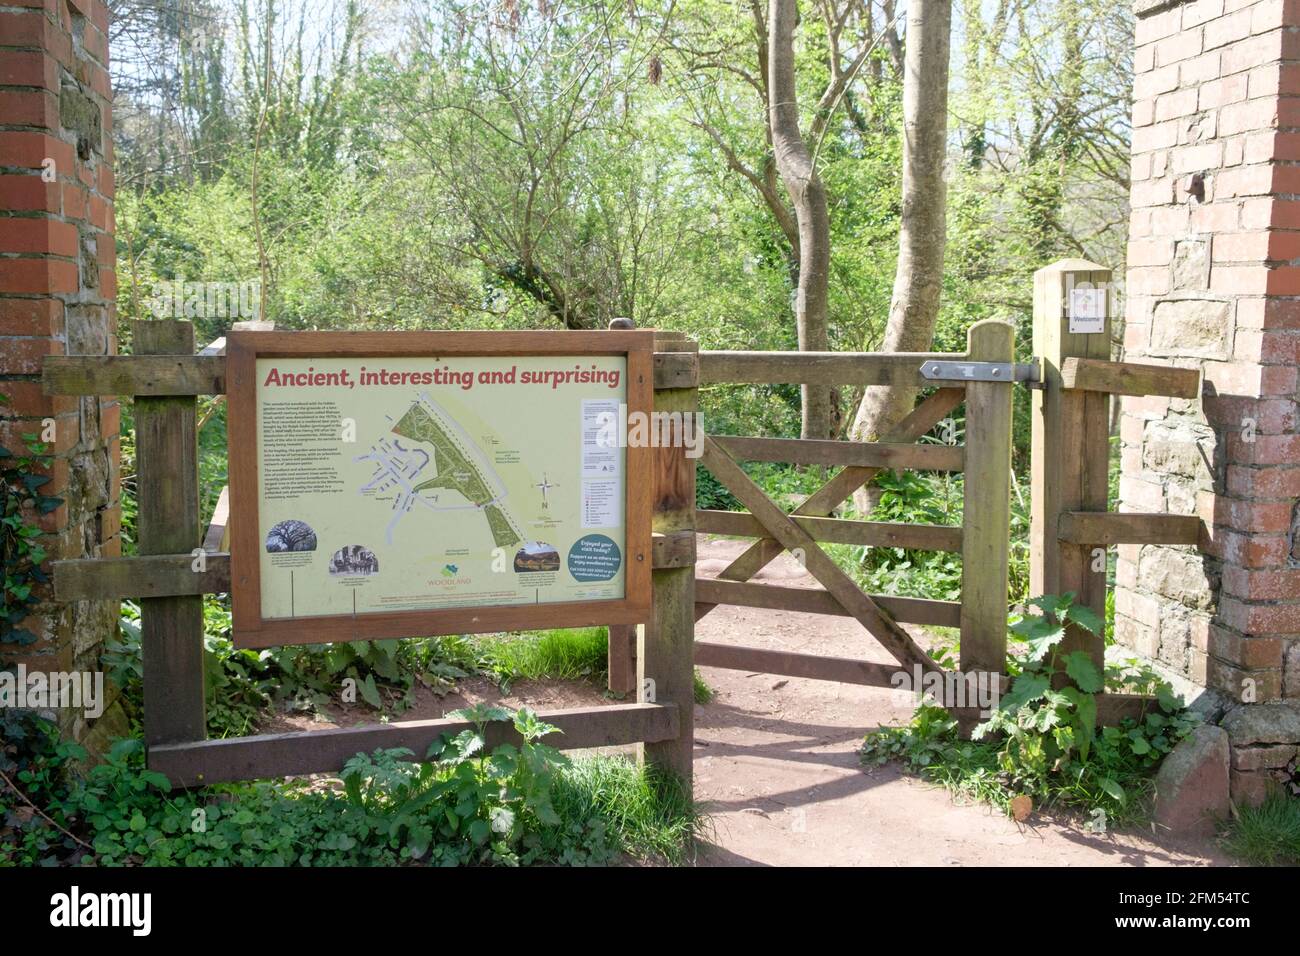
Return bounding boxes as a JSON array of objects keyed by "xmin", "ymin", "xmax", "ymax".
[{"xmin": 254, "ymin": 354, "xmax": 627, "ymax": 621}]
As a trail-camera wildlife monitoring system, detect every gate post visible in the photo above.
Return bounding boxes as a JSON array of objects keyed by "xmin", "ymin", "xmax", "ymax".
[
  {"xmin": 640, "ymin": 329, "xmax": 697, "ymax": 785},
  {"xmin": 1031, "ymin": 259, "xmax": 1112, "ymax": 670},
  {"xmin": 135, "ymin": 320, "xmax": 206, "ymax": 746},
  {"xmin": 960, "ymin": 320, "xmax": 1015, "ymax": 674}
]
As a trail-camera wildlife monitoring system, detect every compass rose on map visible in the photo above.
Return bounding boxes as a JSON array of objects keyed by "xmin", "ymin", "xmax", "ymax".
[{"xmin": 535, "ymin": 473, "xmax": 557, "ymax": 510}]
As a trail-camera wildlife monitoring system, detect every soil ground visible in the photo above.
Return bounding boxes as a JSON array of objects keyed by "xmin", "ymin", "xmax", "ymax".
[{"xmin": 272, "ymin": 535, "xmax": 1230, "ymax": 866}]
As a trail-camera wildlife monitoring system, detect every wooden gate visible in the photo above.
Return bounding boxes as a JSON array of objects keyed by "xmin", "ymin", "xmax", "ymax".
[
  {"xmin": 606, "ymin": 259, "xmax": 1207, "ymax": 724},
  {"xmin": 684, "ymin": 319, "xmax": 1017, "ymax": 691}
]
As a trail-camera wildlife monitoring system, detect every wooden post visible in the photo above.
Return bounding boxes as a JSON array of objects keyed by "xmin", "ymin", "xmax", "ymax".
[
  {"xmin": 607, "ymin": 318, "xmax": 637, "ymax": 696},
  {"xmin": 135, "ymin": 320, "xmax": 206, "ymax": 746},
  {"xmin": 960, "ymin": 320, "xmax": 1015, "ymax": 674},
  {"xmin": 639, "ymin": 329, "xmax": 697, "ymax": 784},
  {"xmin": 1031, "ymin": 259, "xmax": 1112, "ymax": 670}
]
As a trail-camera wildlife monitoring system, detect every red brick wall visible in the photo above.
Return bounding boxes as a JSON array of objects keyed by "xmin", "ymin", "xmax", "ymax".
[
  {"xmin": 1120, "ymin": 0, "xmax": 1300, "ymax": 701},
  {"xmin": 0, "ymin": 0, "xmax": 121, "ymax": 706}
]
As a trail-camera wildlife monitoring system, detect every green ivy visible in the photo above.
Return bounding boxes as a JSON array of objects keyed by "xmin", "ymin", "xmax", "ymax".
[{"xmin": 0, "ymin": 396, "xmax": 63, "ymax": 656}]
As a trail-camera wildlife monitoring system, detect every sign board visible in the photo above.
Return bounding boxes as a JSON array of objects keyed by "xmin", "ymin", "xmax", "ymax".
[
  {"xmin": 226, "ymin": 330, "xmax": 654, "ymax": 648},
  {"xmin": 1067, "ymin": 286, "xmax": 1107, "ymax": 334}
]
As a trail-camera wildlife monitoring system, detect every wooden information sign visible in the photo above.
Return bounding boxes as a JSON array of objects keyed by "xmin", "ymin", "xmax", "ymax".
[{"xmin": 226, "ymin": 330, "xmax": 654, "ymax": 648}]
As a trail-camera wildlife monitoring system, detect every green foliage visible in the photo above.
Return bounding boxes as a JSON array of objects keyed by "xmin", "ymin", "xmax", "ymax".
[
  {"xmin": 837, "ymin": 466, "xmax": 1029, "ymax": 605},
  {"xmin": 472, "ymin": 628, "xmax": 608, "ymax": 689},
  {"xmin": 850, "ymin": 469, "xmax": 964, "ymax": 601},
  {"xmin": 1220, "ymin": 792, "xmax": 1300, "ymax": 866},
  {"xmin": 1, "ymin": 709, "xmax": 697, "ymax": 867},
  {"xmin": 696, "ymin": 462, "xmax": 740, "ymax": 511},
  {"xmin": 0, "ymin": 402, "xmax": 63, "ymax": 656},
  {"xmin": 862, "ymin": 593, "xmax": 1197, "ymax": 826},
  {"xmin": 106, "ymin": 599, "xmax": 472, "ymax": 738},
  {"xmin": 548, "ymin": 755, "xmax": 700, "ymax": 865},
  {"xmin": 343, "ymin": 704, "xmax": 578, "ymax": 866},
  {"xmin": 0, "ymin": 712, "xmax": 87, "ymax": 864},
  {"xmin": 693, "ymin": 669, "xmax": 714, "ymax": 705}
]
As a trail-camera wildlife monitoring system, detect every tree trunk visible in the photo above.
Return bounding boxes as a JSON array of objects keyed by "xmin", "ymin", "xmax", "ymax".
[
  {"xmin": 768, "ymin": 0, "xmax": 835, "ymax": 440},
  {"xmin": 850, "ymin": 0, "xmax": 951, "ymax": 508}
]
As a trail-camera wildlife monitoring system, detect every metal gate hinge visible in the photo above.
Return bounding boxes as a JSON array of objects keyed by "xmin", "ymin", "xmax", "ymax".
[{"xmin": 920, "ymin": 359, "xmax": 1040, "ymax": 385}]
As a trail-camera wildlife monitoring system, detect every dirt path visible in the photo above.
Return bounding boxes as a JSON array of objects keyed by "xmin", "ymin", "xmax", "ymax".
[
  {"xmin": 690, "ymin": 537, "xmax": 1228, "ymax": 866},
  {"xmin": 273, "ymin": 535, "xmax": 1229, "ymax": 866}
]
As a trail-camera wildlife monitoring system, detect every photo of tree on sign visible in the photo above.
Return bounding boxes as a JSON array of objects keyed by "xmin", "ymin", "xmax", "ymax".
[{"xmin": 2, "ymin": 0, "xmax": 1298, "ymax": 918}]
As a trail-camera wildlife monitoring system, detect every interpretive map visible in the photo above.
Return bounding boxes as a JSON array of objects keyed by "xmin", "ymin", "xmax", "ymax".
[{"xmin": 254, "ymin": 355, "xmax": 627, "ymax": 621}]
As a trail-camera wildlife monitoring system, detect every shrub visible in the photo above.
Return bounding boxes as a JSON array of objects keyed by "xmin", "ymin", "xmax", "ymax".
[
  {"xmin": 862, "ymin": 593, "xmax": 1197, "ymax": 827},
  {"xmin": 1, "ymin": 707, "xmax": 698, "ymax": 867}
]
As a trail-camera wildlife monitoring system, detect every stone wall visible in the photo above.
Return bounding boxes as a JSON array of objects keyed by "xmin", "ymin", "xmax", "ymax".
[
  {"xmin": 1119, "ymin": 0, "xmax": 1300, "ymax": 704},
  {"xmin": 1, "ymin": 0, "xmax": 125, "ymax": 750}
]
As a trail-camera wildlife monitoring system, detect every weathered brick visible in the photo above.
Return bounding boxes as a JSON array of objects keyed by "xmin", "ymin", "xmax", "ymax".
[
  {"xmin": 1191, "ymin": 201, "xmax": 1241, "ymax": 232},
  {"xmin": 1224, "ymin": 566, "xmax": 1300, "ymax": 600},
  {"xmin": 1249, "ymin": 0, "xmax": 1300, "ymax": 34},
  {"xmin": 1210, "ymin": 530, "xmax": 1289, "ymax": 567},
  {"xmin": 1137, "ymin": 5, "xmax": 1186, "ymax": 46},
  {"xmin": 1210, "ymin": 658, "xmax": 1281, "ymax": 704},
  {"xmin": 1157, "ymin": 27, "xmax": 1205, "ymax": 67},
  {"xmin": 1204, "ymin": 8, "xmax": 1253, "ymax": 50},
  {"xmin": 0, "ymin": 296, "xmax": 61, "ymax": 336},
  {"xmin": 1222, "ymin": 599, "xmax": 1300, "ymax": 635},
  {"xmin": 1221, "ymin": 29, "xmax": 1292, "ymax": 76},
  {"xmin": 0, "ymin": 257, "xmax": 78, "ymax": 294},
  {"xmin": 0, "ymin": 49, "xmax": 58, "ymax": 90},
  {"xmin": 0, "ymin": 334, "xmax": 62, "ymax": 373},
  {"xmin": 1185, "ymin": 0, "xmax": 1227, "ymax": 29},
  {"xmin": 1172, "ymin": 141, "xmax": 1225, "ymax": 172},
  {"xmin": 1230, "ymin": 743, "xmax": 1297, "ymax": 771},
  {"xmin": 1121, "ymin": 473, "xmax": 1167, "ymax": 511},
  {"xmin": 0, "ymin": 217, "xmax": 77, "ymax": 257},
  {"xmin": 1219, "ymin": 98, "xmax": 1281, "ymax": 135},
  {"xmin": 1203, "ymin": 358, "xmax": 1262, "ymax": 395},
  {"xmin": 0, "ymin": 88, "xmax": 59, "ymax": 130},
  {"xmin": 1226, "ymin": 463, "xmax": 1300, "ymax": 496},
  {"xmin": 1137, "ymin": 63, "xmax": 1182, "ymax": 100}
]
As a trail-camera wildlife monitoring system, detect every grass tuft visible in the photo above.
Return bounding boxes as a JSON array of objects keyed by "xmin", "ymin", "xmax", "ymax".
[
  {"xmin": 475, "ymin": 627, "xmax": 608, "ymax": 683},
  {"xmin": 550, "ymin": 755, "xmax": 704, "ymax": 865},
  {"xmin": 1221, "ymin": 792, "xmax": 1300, "ymax": 865},
  {"xmin": 693, "ymin": 669, "xmax": 714, "ymax": 704}
]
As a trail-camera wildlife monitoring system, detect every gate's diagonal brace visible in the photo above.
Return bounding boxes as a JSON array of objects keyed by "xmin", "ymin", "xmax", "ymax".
[
  {"xmin": 695, "ymin": 387, "xmax": 965, "ymax": 622},
  {"xmin": 700, "ymin": 436, "xmax": 942, "ymax": 675}
]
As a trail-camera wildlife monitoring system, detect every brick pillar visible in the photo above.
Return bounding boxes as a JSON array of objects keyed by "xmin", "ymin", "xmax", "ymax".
[
  {"xmin": 1119, "ymin": 0, "xmax": 1300, "ymax": 703},
  {"xmin": 1, "ymin": 0, "xmax": 123, "ymax": 740}
]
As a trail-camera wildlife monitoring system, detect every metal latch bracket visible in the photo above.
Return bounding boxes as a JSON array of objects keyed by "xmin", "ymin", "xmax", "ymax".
[{"xmin": 920, "ymin": 359, "xmax": 1040, "ymax": 385}]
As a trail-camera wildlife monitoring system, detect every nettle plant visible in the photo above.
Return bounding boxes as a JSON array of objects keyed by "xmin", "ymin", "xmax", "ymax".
[
  {"xmin": 0, "ymin": 404, "xmax": 62, "ymax": 654},
  {"xmin": 341, "ymin": 704, "xmax": 593, "ymax": 865},
  {"xmin": 864, "ymin": 593, "xmax": 1197, "ymax": 823},
  {"xmin": 981, "ymin": 593, "xmax": 1196, "ymax": 815}
]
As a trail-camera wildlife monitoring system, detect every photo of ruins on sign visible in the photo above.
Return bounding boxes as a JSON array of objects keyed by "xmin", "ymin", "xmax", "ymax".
[{"xmin": 225, "ymin": 331, "xmax": 654, "ymax": 648}]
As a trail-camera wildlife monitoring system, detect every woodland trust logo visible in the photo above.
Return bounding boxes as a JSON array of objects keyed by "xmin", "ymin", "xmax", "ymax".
[{"xmin": 49, "ymin": 887, "xmax": 152, "ymax": 936}]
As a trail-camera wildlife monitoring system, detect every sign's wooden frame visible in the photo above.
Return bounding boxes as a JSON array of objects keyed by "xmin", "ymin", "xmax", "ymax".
[{"xmin": 226, "ymin": 329, "xmax": 655, "ymax": 649}]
